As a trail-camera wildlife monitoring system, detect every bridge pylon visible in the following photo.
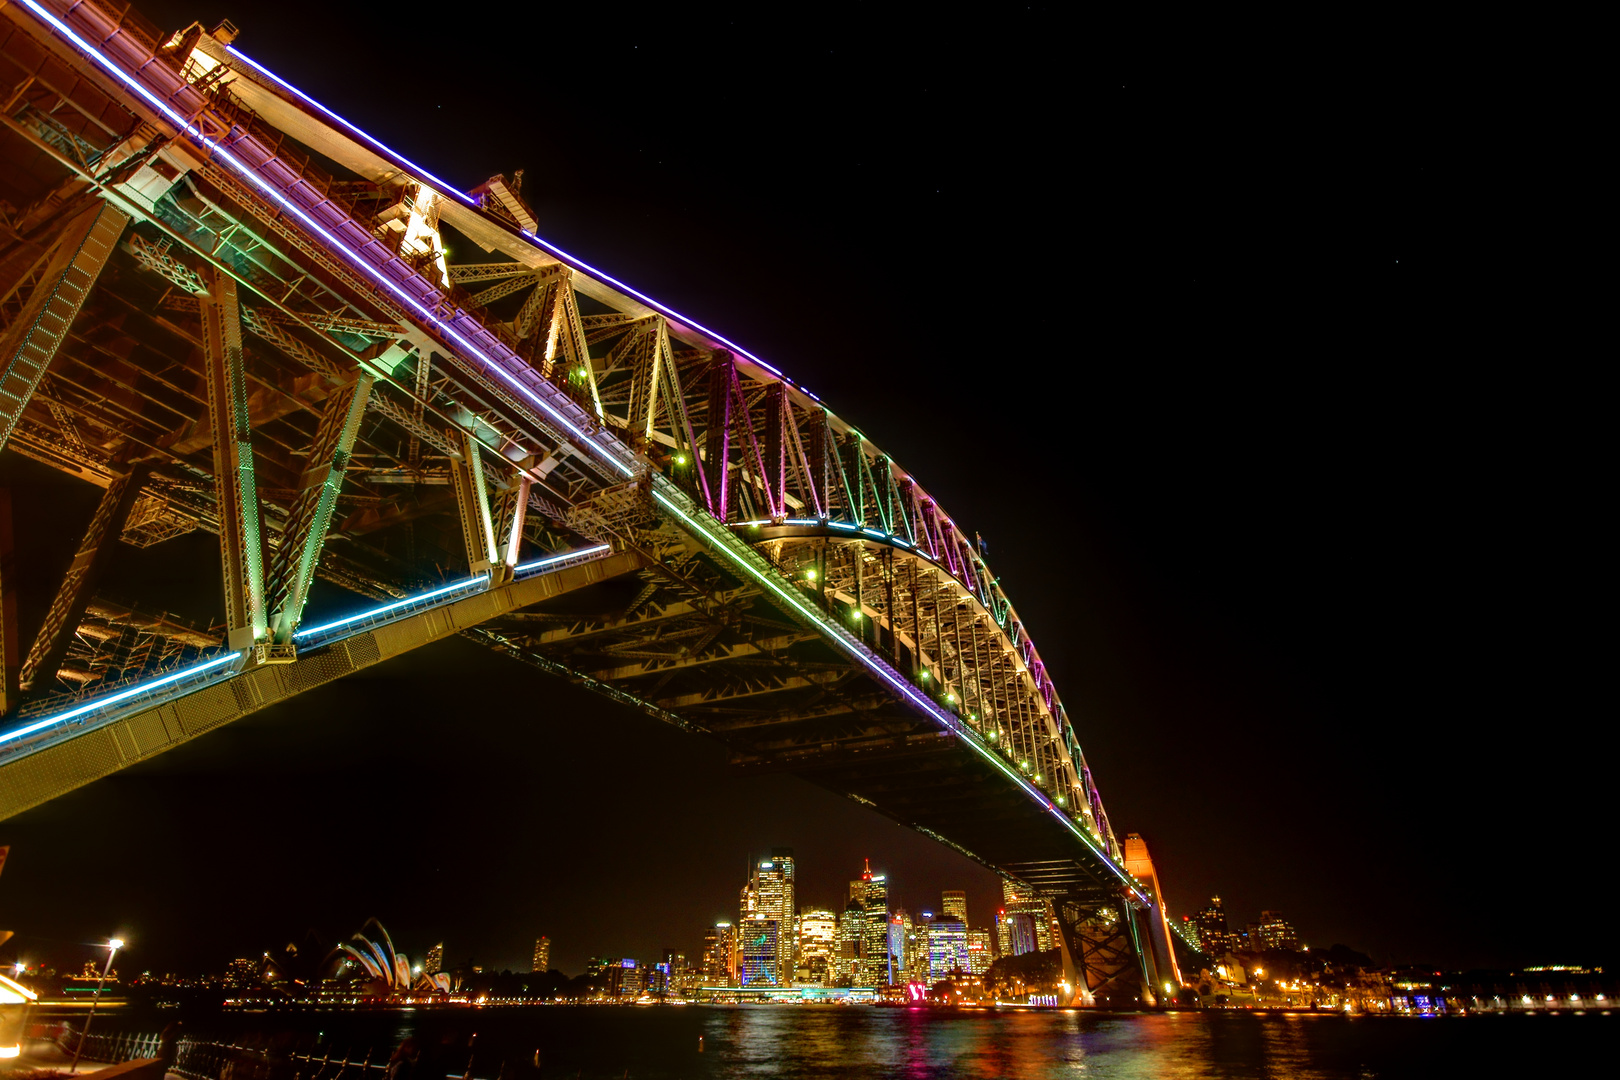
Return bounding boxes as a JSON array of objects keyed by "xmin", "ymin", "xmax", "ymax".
[{"xmin": 1055, "ymin": 895, "xmax": 1163, "ymax": 1009}]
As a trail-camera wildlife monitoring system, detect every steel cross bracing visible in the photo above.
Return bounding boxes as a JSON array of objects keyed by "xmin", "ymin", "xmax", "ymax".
[{"xmin": 0, "ymin": 0, "xmax": 1174, "ymax": 1005}]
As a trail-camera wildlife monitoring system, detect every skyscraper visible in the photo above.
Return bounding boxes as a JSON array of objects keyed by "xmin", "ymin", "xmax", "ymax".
[
  {"xmin": 1193, "ymin": 897, "xmax": 1229, "ymax": 956},
  {"xmin": 701, "ymin": 922, "xmax": 736, "ymax": 986},
  {"xmin": 838, "ymin": 899, "xmax": 865, "ymax": 986},
  {"xmin": 738, "ymin": 916, "xmax": 780, "ymax": 986},
  {"xmin": 848, "ymin": 859, "xmax": 892, "ymax": 985},
  {"xmin": 967, "ymin": 928, "xmax": 993, "ymax": 975},
  {"xmin": 531, "ymin": 936, "xmax": 550, "ymax": 973},
  {"xmin": 926, "ymin": 918, "xmax": 969, "ymax": 980},
  {"xmin": 741, "ymin": 850, "xmax": 796, "ymax": 985},
  {"xmin": 424, "ymin": 943, "xmax": 443, "ymax": 976},
  {"xmin": 1001, "ymin": 879, "xmax": 1053, "ymax": 952},
  {"xmin": 941, "ymin": 890, "xmax": 968, "ymax": 923},
  {"xmin": 796, "ymin": 908, "xmax": 837, "ymax": 985}
]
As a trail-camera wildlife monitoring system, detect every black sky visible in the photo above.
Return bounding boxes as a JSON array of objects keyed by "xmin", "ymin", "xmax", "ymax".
[{"xmin": 0, "ymin": 3, "xmax": 1604, "ymax": 977}]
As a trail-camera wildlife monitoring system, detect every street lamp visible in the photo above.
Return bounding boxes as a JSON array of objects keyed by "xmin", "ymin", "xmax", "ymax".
[{"xmin": 69, "ymin": 938, "xmax": 123, "ymax": 1073}]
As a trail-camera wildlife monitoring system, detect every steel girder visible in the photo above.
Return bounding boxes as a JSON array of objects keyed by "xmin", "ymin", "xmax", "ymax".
[{"xmin": 1, "ymin": 199, "xmax": 128, "ymax": 452}]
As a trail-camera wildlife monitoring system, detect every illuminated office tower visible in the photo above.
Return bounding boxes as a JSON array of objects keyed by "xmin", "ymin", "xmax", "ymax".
[
  {"xmin": 997, "ymin": 907, "xmax": 1038, "ymax": 957},
  {"xmin": 1192, "ymin": 897, "xmax": 1229, "ymax": 956},
  {"xmin": 1002, "ymin": 879, "xmax": 1053, "ymax": 952},
  {"xmin": 702, "ymin": 922, "xmax": 736, "ymax": 986},
  {"xmin": 848, "ymin": 860, "xmax": 892, "ymax": 984},
  {"xmin": 618, "ymin": 958, "xmax": 645, "ymax": 998},
  {"xmin": 966, "ymin": 928, "xmax": 993, "ymax": 975},
  {"xmin": 941, "ymin": 890, "xmax": 968, "ymax": 923},
  {"xmin": 838, "ymin": 899, "xmax": 865, "ymax": 985},
  {"xmin": 738, "ymin": 916, "xmax": 781, "ymax": 986},
  {"xmin": 531, "ymin": 936, "xmax": 550, "ymax": 973},
  {"xmin": 927, "ymin": 918, "xmax": 969, "ymax": 979},
  {"xmin": 888, "ymin": 914, "xmax": 908, "ymax": 980},
  {"xmin": 797, "ymin": 908, "xmax": 837, "ymax": 985},
  {"xmin": 424, "ymin": 943, "xmax": 444, "ymax": 976},
  {"xmin": 901, "ymin": 911, "xmax": 928, "ymax": 983},
  {"xmin": 741, "ymin": 850, "xmax": 796, "ymax": 985}
]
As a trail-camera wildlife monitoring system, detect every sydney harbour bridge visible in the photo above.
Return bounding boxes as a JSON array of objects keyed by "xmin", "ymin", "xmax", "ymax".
[{"xmin": 0, "ymin": 0, "xmax": 1182, "ymax": 1006}]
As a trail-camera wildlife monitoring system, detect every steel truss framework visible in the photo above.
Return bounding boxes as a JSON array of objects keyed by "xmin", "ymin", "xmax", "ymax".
[{"xmin": 0, "ymin": 0, "xmax": 1174, "ymax": 1004}]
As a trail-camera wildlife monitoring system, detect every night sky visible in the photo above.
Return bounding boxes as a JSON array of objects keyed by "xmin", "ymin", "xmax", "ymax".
[{"xmin": 0, "ymin": 3, "xmax": 1601, "ymax": 978}]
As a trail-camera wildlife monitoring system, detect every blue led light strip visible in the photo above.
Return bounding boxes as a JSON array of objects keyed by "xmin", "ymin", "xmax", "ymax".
[
  {"xmin": 514, "ymin": 543, "xmax": 611, "ymax": 575},
  {"xmin": 294, "ymin": 573, "xmax": 490, "ymax": 640},
  {"xmin": 0, "ymin": 652, "xmax": 241, "ymax": 747}
]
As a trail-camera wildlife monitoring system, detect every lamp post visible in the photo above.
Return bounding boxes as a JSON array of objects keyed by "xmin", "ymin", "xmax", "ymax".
[{"xmin": 69, "ymin": 938, "xmax": 122, "ymax": 1073}]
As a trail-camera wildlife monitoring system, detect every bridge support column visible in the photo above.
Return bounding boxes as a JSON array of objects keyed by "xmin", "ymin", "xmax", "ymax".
[
  {"xmin": 0, "ymin": 200, "xmax": 128, "ymax": 455},
  {"xmin": 19, "ymin": 464, "xmax": 151, "ymax": 694},
  {"xmin": 1054, "ymin": 896, "xmax": 1162, "ymax": 1008},
  {"xmin": 266, "ymin": 374, "xmax": 375, "ymax": 649},
  {"xmin": 0, "ymin": 490, "xmax": 18, "ymax": 714},
  {"xmin": 450, "ymin": 430, "xmax": 499, "ymax": 577},
  {"xmin": 201, "ymin": 266, "xmax": 267, "ymax": 652},
  {"xmin": 494, "ymin": 475, "xmax": 531, "ymax": 571}
]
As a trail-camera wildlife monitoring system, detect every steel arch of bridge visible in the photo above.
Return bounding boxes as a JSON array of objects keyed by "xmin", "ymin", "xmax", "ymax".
[{"xmin": 0, "ymin": 0, "xmax": 1182, "ymax": 1005}]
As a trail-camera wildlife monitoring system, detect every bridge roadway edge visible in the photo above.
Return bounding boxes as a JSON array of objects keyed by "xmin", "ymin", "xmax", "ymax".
[{"xmin": 0, "ymin": 550, "xmax": 647, "ymax": 821}]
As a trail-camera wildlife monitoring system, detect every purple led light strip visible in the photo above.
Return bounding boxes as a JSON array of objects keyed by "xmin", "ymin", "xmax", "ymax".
[{"xmin": 224, "ymin": 43, "xmax": 789, "ymax": 382}]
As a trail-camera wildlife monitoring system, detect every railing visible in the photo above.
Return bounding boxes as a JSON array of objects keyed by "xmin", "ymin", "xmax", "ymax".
[
  {"xmin": 31, "ymin": 1031, "xmax": 510, "ymax": 1080},
  {"xmin": 0, "ymin": 650, "xmax": 242, "ymax": 765},
  {"xmin": 26, "ymin": 1023, "xmax": 165, "ymax": 1065},
  {"xmin": 0, "ymin": 544, "xmax": 613, "ymax": 767}
]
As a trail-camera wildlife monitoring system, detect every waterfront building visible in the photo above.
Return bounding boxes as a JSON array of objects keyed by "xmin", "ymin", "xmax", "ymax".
[
  {"xmin": 616, "ymin": 959, "xmax": 645, "ymax": 998},
  {"xmin": 586, "ymin": 956, "xmax": 615, "ymax": 977},
  {"xmin": 424, "ymin": 943, "xmax": 443, "ymax": 976},
  {"xmin": 1193, "ymin": 897, "xmax": 1229, "ymax": 956},
  {"xmin": 224, "ymin": 958, "xmax": 255, "ymax": 990},
  {"xmin": 1254, "ymin": 911, "xmax": 1300, "ymax": 951},
  {"xmin": 701, "ymin": 923, "xmax": 736, "ymax": 986},
  {"xmin": 531, "ymin": 936, "xmax": 550, "ymax": 973},
  {"xmin": 942, "ymin": 890, "xmax": 968, "ymax": 923},
  {"xmin": 738, "ymin": 916, "xmax": 781, "ymax": 986},
  {"xmin": 797, "ymin": 908, "xmax": 837, "ymax": 985}
]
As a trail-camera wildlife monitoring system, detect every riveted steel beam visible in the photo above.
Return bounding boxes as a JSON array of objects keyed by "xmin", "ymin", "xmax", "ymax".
[
  {"xmin": 0, "ymin": 200, "xmax": 128, "ymax": 454},
  {"xmin": 449, "ymin": 429, "xmax": 499, "ymax": 576},
  {"xmin": 200, "ymin": 265, "xmax": 268, "ymax": 651},
  {"xmin": 266, "ymin": 373, "xmax": 375, "ymax": 647},
  {"xmin": 19, "ymin": 464, "xmax": 152, "ymax": 694}
]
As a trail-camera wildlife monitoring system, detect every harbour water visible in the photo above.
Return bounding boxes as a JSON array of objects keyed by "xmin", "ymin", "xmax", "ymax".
[{"xmin": 86, "ymin": 1005, "xmax": 1612, "ymax": 1078}]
